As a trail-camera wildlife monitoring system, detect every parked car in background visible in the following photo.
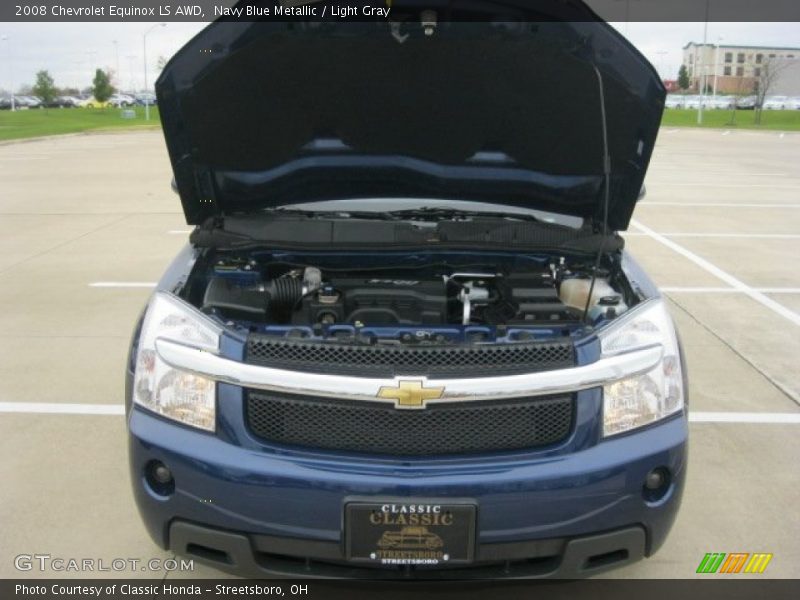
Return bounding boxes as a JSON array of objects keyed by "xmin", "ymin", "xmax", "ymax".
[
  {"xmin": 40, "ymin": 98, "xmax": 63, "ymax": 109},
  {"xmin": 708, "ymin": 95, "xmax": 735, "ymax": 110},
  {"xmin": 15, "ymin": 95, "xmax": 43, "ymax": 109},
  {"xmin": 682, "ymin": 95, "xmax": 703, "ymax": 110},
  {"xmin": 41, "ymin": 95, "xmax": 80, "ymax": 108},
  {"xmin": 786, "ymin": 97, "xmax": 800, "ymax": 110},
  {"xmin": 134, "ymin": 92, "xmax": 157, "ymax": 106},
  {"xmin": 4, "ymin": 95, "xmax": 80, "ymax": 110},
  {"xmin": 735, "ymin": 95, "xmax": 758, "ymax": 110},
  {"xmin": 80, "ymin": 97, "xmax": 110, "ymax": 109},
  {"xmin": 664, "ymin": 94, "xmax": 685, "ymax": 109},
  {"xmin": 110, "ymin": 93, "xmax": 136, "ymax": 107},
  {"xmin": 762, "ymin": 96, "xmax": 789, "ymax": 110}
]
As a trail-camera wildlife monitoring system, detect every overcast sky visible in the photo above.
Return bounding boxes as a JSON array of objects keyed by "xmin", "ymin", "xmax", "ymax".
[{"xmin": 0, "ymin": 21, "xmax": 798, "ymax": 93}]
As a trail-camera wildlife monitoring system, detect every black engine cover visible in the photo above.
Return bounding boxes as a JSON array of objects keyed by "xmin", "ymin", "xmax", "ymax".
[{"xmin": 298, "ymin": 277, "xmax": 447, "ymax": 326}]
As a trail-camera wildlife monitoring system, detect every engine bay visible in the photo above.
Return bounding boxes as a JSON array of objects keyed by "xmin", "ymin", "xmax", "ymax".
[{"xmin": 182, "ymin": 250, "xmax": 635, "ymax": 344}]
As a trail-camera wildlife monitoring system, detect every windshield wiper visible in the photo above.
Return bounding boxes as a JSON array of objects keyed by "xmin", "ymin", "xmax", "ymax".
[
  {"xmin": 266, "ymin": 206, "xmax": 545, "ymax": 223},
  {"xmin": 385, "ymin": 207, "xmax": 543, "ymax": 222},
  {"xmin": 269, "ymin": 207, "xmax": 398, "ymax": 220}
]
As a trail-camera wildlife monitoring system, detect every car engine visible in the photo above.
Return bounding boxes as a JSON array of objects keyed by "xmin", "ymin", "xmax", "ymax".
[{"xmin": 195, "ymin": 253, "xmax": 630, "ymax": 331}]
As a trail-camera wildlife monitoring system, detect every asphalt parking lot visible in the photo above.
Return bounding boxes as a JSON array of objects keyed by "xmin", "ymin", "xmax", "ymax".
[{"xmin": 0, "ymin": 128, "xmax": 798, "ymax": 579}]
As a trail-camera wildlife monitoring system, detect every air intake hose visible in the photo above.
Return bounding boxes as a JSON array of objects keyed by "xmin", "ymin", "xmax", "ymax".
[{"xmin": 267, "ymin": 276, "xmax": 304, "ymax": 308}]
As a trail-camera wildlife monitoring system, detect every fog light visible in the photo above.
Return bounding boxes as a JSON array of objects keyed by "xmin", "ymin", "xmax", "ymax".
[
  {"xmin": 145, "ymin": 460, "xmax": 175, "ymax": 497},
  {"xmin": 643, "ymin": 467, "xmax": 670, "ymax": 502},
  {"xmin": 645, "ymin": 469, "xmax": 665, "ymax": 490},
  {"xmin": 153, "ymin": 463, "xmax": 173, "ymax": 484}
]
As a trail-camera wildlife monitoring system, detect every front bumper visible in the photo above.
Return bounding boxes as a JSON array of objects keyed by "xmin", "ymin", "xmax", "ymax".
[
  {"xmin": 168, "ymin": 520, "xmax": 647, "ymax": 579},
  {"xmin": 128, "ymin": 406, "xmax": 687, "ymax": 578}
]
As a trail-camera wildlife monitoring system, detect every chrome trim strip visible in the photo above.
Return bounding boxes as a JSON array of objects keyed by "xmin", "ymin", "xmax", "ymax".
[{"xmin": 155, "ymin": 338, "xmax": 663, "ymax": 408}]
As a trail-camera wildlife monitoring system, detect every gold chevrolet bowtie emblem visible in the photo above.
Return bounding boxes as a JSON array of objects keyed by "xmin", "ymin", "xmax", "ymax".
[{"xmin": 377, "ymin": 380, "xmax": 445, "ymax": 409}]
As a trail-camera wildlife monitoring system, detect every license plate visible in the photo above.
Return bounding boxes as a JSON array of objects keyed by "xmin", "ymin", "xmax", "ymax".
[{"xmin": 345, "ymin": 501, "xmax": 476, "ymax": 566}]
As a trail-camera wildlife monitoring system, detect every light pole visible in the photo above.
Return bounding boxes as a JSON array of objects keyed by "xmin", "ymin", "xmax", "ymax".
[
  {"xmin": 112, "ymin": 40, "xmax": 122, "ymax": 107},
  {"xmin": 1, "ymin": 34, "xmax": 14, "ymax": 111},
  {"xmin": 697, "ymin": 0, "xmax": 710, "ymax": 124},
  {"xmin": 112, "ymin": 40, "xmax": 121, "ymax": 89},
  {"xmin": 712, "ymin": 36, "xmax": 723, "ymax": 98},
  {"xmin": 143, "ymin": 23, "xmax": 166, "ymax": 121}
]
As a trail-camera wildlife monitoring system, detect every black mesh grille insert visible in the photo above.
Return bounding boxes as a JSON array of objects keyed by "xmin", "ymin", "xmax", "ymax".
[
  {"xmin": 245, "ymin": 336, "xmax": 575, "ymax": 378},
  {"xmin": 246, "ymin": 392, "xmax": 574, "ymax": 456}
]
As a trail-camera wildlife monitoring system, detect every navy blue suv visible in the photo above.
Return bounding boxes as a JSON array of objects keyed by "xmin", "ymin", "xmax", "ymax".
[{"xmin": 127, "ymin": 1, "xmax": 687, "ymax": 578}]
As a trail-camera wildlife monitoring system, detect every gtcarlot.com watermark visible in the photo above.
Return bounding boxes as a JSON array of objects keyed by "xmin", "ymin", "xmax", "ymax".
[{"xmin": 14, "ymin": 554, "xmax": 194, "ymax": 573}]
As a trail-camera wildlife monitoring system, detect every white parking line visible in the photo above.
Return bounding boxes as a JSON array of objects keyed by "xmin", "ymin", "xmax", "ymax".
[
  {"xmin": 653, "ymin": 162, "xmax": 769, "ymax": 169},
  {"xmin": 664, "ymin": 183, "xmax": 800, "ymax": 188},
  {"xmin": 89, "ymin": 282, "xmax": 156, "ymax": 288},
  {"xmin": 630, "ymin": 219, "xmax": 800, "ymax": 327},
  {"xmin": 689, "ymin": 412, "xmax": 800, "ymax": 424},
  {"xmin": 638, "ymin": 203, "xmax": 800, "ymax": 208},
  {"xmin": 648, "ymin": 173, "xmax": 793, "ymax": 178},
  {"xmin": 0, "ymin": 402, "xmax": 798, "ymax": 423},
  {"xmin": 0, "ymin": 402, "xmax": 124, "ymax": 415},
  {"xmin": 624, "ymin": 233, "xmax": 800, "ymax": 239},
  {"xmin": 0, "ymin": 156, "xmax": 49, "ymax": 161},
  {"xmin": 660, "ymin": 287, "xmax": 800, "ymax": 294}
]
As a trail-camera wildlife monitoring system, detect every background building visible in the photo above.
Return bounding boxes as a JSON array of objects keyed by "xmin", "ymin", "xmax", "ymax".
[{"xmin": 682, "ymin": 42, "xmax": 800, "ymax": 95}]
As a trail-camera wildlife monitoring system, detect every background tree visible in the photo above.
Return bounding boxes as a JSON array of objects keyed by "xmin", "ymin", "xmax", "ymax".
[
  {"xmin": 156, "ymin": 55, "xmax": 168, "ymax": 72},
  {"xmin": 726, "ymin": 76, "xmax": 749, "ymax": 126},
  {"xmin": 92, "ymin": 69, "xmax": 115, "ymax": 104},
  {"xmin": 753, "ymin": 57, "xmax": 788, "ymax": 125},
  {"xmin": 677, "ymin": 64, "xmax": 690, "ymax": 92},
  {"xmin": 32, "ymin": 70, "xmax": 57, "ymax": 109}
]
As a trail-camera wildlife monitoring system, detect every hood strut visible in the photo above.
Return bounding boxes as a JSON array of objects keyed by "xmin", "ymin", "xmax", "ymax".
[{"xmin": 583, "ymin": 62, "xmax": 612, "ymax": 324}]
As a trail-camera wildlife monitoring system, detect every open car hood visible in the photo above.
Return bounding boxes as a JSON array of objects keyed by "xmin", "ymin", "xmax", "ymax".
[{"xmin": 156, "ymin": 1, "xmax": 665, "ymax": 231}]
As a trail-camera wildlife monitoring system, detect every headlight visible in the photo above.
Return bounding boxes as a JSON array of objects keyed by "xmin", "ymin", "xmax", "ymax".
[
  {"xmin": 132, "ymin": 292, "xmax": 222, "ymax": 431},
  {"xmin": 598, "ymin": 299, "xmax": 684, "ymax": 437}
]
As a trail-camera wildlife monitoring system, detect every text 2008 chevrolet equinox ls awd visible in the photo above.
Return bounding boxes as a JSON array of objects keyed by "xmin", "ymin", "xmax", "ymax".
[{"xmin": 126, "ymin": 1, "xmax": 687, "ymax": 579}]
